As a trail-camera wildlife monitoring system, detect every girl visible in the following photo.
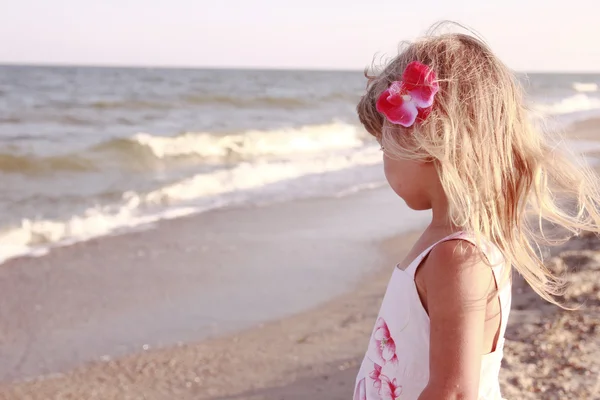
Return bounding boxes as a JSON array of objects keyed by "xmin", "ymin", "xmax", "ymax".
[{"xmin": 353, "ymin": 28, "xmax": 600, "ymax": 400}]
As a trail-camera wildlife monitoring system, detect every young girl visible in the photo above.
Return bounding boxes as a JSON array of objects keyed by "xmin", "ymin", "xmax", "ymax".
[{"xmin": 353, "ymin": 29, "xmax": 600, "ymax": 400}]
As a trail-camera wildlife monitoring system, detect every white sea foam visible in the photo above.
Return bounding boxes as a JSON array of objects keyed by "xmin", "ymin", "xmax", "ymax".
[
  {"xmin": 132, "ymin": 122, "xmax": 365, "ymax": 160},
  {"xmin": 0, "ymin": 206, "xmax": 198, "ymax": 264},
  {"xmin": 5, "ymin": 135, "xmax": 599, "ymax": 265},
  {"xmin": 139, "ymin": 147, "xmax": 380, "ymax": 205},
  {"xmin": 334, "ymin": 182, "xmax": 388, "ymax": 198},
  {"xmin": 533, "ymin": 94, "xmax": 600, "ymax": 116},
  {"xmin": 0, "ymin": 143, "xmax": 383, "ymax": 264},
  {"xmin": 573, "ymin": 82, "xmax": 598, "ymax": 93}
]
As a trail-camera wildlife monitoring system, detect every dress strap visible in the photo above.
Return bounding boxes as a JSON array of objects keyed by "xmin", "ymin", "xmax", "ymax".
[
  {"xmin": 404, "ymin": 231, "xmax": 511, "ymax": 339},
  {"xmin": 404, "ymin": 231, "xmax": 467, "ymax": 279},
  {"xmin": 452, "ymin": 233, "xmax": 512, "ymax": 341}
]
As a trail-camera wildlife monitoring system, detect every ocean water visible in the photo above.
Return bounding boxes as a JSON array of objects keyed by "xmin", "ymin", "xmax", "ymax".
[{"xmin": 1, "ymin": 66, "xmax": 600, "ymax": 263}]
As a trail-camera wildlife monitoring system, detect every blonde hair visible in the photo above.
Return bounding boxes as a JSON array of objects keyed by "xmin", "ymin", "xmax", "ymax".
[{"xmin": 357, "ymin": 25, "xmax": 600, "ymax": 306}]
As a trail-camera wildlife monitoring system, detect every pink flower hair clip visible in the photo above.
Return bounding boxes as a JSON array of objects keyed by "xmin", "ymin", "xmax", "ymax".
[{"xmin": 376, "ymin": 61, "xmax": 439, "ymax": 128}]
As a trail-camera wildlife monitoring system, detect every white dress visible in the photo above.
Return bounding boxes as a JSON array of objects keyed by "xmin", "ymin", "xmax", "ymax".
[{"xmin": 354, "ymin": 232, "xmax": 512, "ymax": 400}]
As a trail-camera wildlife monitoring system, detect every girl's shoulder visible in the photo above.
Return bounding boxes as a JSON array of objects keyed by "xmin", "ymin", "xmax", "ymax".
[{"xmin": 419, "ymin": 237, "xmax": 497, "ymax": 302}]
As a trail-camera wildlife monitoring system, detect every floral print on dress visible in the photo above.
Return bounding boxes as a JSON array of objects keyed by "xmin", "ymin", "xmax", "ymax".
[
  {"xmin": 354, "ymin": 377, "xmax": 366, "ymax": 400},
  {"xmin": 379, "ymin": 375, "xmax": 403, "ymax": 400},
  {"xmin": 369, "ymin": 363, "xmax": 383, "ymax": 390},
  {"xmin": 365, "ymin": 362, "xmax": 403, "ymax": 400},
  {"xmin": 373, "ymin": 318, "xmax": 398, "ymax": 365}
]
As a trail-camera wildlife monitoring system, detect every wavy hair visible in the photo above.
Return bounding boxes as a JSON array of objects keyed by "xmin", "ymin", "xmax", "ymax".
[{"xmin": 357, "ymin": 24, "xmax": 600, "ymax": 306}]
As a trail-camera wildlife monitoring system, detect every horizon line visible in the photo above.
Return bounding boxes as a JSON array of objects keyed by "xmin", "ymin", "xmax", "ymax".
[{"xmin": 1, "ymin": 61, "xmax": 599, "ymax": 75}]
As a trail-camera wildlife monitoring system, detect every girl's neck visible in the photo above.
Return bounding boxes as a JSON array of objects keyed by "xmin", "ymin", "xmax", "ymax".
[{"xmin": 429, "ymin": 193, "xmax": 453, "ymax": 230}]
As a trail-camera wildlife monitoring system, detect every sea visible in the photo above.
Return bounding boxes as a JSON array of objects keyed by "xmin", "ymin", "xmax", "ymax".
[{"xmin": 1, "ymin": 66, "xmax": 600, "ymax": 264}]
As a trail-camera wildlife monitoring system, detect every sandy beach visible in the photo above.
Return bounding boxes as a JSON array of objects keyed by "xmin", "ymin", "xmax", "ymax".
[
  {"xmin": 1, "ymin": 122, "xmax": 600, "ymax": 399},
  {"xmin": 1, "ymin": 223, "xmax": 599, "ymax": 400}
]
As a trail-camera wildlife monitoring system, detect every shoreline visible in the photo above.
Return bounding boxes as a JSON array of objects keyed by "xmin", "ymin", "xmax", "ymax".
[
  {"xmin": 2, "ymin": 117, "xmax": 600, "ymax": 268},
  {"xmin": 0, "ymin": 186, "xmax": 429, "ymax": 383}
]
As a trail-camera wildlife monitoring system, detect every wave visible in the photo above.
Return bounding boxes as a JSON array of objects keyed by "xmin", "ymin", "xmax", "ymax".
[
  {"xmin": 68, "ymin": 94, "xmax": 340, "ymax": 111},
  {"xmin": 129, "ymin": 123, "xmax": 364, "ymax": 159},
  {"xmin": 182, "ymin": 91, "xmax": 360, "ymax": 108},
  {"xmin": 138, "ymin": 146, "xmax": 380, "ymax": 205},
  {"xmin": 1, "ymin": 123, "xmax": 366, "ymax": 174},
  {"xmin": 183, "ymin": 94, "xmax": 309, "ymax": 108},
  {"xmin": 0, "ymin": 116, "xmax": 21, "ymax": 123},
  {"xmin": 573, "ymin": 82, "xmax": 598, "ymax": 93},
  {"xmin": 0, "ymin": 153, "xmax": 96, "ymax": 173},
  {"xmin": 533, "ymin": 94, "xmax": 600, "ymax": 116},
  {"xmin": 0, "ymin": 145, "xmax": 382, "ymax": 264},
  {"xmin": 88, "ymin": 100, "xmax": 172, "ymax": 110},
  {"xmin": 0, "ymin": 205, "xmax": 199, "ymax": 264},
  {"xmin": 3, "ymin": 137, "xmax": 596, "ymax": 264}
]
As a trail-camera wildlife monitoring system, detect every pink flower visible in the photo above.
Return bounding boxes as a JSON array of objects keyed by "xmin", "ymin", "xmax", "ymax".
[
  {"xmin": 376, "ymin": 61, "xmax": 439, "ymax": 128},
  {"xmin": 369, "ymin": 363, "xmax": 383, "ymax": 389},
  {"xmin": 379, "ymin": 375, "xmax": 403, "ymax": 400},
  {"xmin": 354, "ymin": 378, "xmax": 367, "ymax": 400},
  {"xmin": 373, "ymin": 318, "xmax": 398, "ymax": 365}
]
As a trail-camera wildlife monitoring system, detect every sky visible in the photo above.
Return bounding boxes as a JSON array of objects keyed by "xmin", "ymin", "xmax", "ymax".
[{"xmin": 1, "ymin": 0, "xmax": 599, "ymax": 72}]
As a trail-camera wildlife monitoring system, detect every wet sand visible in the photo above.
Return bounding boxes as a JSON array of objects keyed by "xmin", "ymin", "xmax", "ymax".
[{"xmin": 0, "ymin": 186, "xmax": 429, "ymax": 383}]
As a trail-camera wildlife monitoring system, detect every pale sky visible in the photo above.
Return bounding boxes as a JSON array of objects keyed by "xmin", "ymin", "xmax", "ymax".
[{"xmin": 1, "ymin": 0, "xmax": 599, "ymax": 71}]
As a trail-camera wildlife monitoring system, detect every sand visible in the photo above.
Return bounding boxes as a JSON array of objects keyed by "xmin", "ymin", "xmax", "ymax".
[
  {"xmin": 0, "ymin": 230, "xmax": 418, "ymax": 400},
  {"xmin": 1, "ymin": 230, "xmax": 599, "ymax": 400},
  {"xmin": 500, "ymin": 231, "xmax": 600, "ymax": 399},
  {"xmin": 1, "ymin": 125, "xmax": 600, "ymax": 399}
]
